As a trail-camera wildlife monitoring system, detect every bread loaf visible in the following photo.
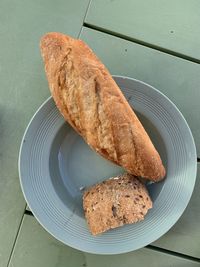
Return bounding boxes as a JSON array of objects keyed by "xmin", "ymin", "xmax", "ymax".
[
  {"xmin": 40, "ymin": 32, "xmax": 165, "ymax": 181},
  {"xmin": 83, "ymin": 173, "xmax": 152, "ymax": 235}
]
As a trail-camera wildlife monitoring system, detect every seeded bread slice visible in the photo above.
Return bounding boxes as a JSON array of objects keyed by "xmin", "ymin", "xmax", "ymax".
[{"xmin": 83, "ymin": 173, "xmax": 152, "ymax": 235}]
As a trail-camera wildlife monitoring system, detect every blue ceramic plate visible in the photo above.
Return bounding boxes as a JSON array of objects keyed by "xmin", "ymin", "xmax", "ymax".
[{"xmin": 19, "ymin": 76, "xmax": 197, "ymax": 254}]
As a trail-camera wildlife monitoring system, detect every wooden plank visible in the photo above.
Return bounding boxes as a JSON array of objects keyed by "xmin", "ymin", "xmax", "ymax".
[
  {"xmin": 80, "ymin": 27, "xmax": 200, "ymax": 157},
  {"xmin": 9, "ymin": 215, "xmax": 85, "ymax": 267},
  {"xmin": 85, "ymin": 249, "xmax": 200, "ymax": 267},
  {"xmin": 85, "ymin": 0, "xmax": 200, "ymax": 61},
  {"xmin": 152, "ymin": 164, "xmax": 200, "ymax": 258},
  {"xmin": 0, "ymin": 1, "xmax": 89, "ymax": 266},
  {"xmin": 9, "ymin": 215, "xmax": 200, "ymax": 267}
]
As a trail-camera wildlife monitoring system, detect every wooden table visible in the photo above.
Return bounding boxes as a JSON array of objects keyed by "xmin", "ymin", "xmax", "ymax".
[{"xmin": 0, "ymin": 1, "xmax": 199, "ymax": 266}]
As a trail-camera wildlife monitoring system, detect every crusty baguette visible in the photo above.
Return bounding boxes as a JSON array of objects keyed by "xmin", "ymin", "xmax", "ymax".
[
  {"xmin": 40, "ymin": 32, "xmax": 165, "ymax": 181},
  {"xmin": 83, "ymin": 173, "xmax": 152, "ymax": 235}
]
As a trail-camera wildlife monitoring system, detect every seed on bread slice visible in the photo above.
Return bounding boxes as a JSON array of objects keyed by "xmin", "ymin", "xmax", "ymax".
[{"xmin": 83, "ymin": 173, "xmax": 152, "ymax": 235}]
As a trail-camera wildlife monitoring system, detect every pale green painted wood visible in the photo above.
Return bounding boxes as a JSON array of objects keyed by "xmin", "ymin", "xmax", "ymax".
[
  {"xmin": 0, "ymin": 1, "xmax": 89, "ymax": 266},
  {"xmin": 84, "ymin": 249, "xmax": 200, "ymax": 267},
  {"xmin": 86, "ymin": 0, "xmax": 200, "ymax": 61},
  {"xmin": 9, "ymin": 215, "xmax": 86, "ymax": 267},
  {"xmin": 152, "ymin": 164, "xmax": 200, "ymax": 258},
  {"xmin": 9, "ymin": 215, "xmax": 200, "ymax": 267},
  {"xmin": 80, "ymin": 27, "xmax": 200, "ymax": 157}
]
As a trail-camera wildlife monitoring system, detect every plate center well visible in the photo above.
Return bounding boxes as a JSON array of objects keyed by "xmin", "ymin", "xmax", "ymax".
[
  {"xmin": 49, "ymin": 123, "xmax": 124, "ymax": 217},
  {"xmin": 49, "ymin": 111, "xmax": 167, "ymax": 217}
]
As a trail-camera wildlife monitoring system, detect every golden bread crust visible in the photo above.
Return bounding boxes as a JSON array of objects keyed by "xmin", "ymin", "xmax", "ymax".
[{"xmin": 40, "ymin": 32, "xmax": 165, "ymax": 181}]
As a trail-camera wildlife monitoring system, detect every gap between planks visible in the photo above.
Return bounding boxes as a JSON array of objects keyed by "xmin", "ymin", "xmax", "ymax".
[
  {"xmin": 6, "ymin": 205, "xmax": 26, "ymax": 267},
  {"xmin": 83, "ymin": 22, "xmax": 200, "ymax": 65},
  {"xmin": 24, "ymin": 210, "xmax": 33, "ymax": 216},
  {"xmin": 78, "ymin": 0, "xmax": 92, "ymax": 38},
  {"xmin": 147, "ymin": 245, "xmax": 200, "ymax": 263}
]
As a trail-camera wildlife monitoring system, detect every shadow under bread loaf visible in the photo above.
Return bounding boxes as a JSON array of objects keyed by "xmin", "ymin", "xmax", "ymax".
[{"xmin": 40, "ymin": 32, "xmax": 166, "ymax": 182}]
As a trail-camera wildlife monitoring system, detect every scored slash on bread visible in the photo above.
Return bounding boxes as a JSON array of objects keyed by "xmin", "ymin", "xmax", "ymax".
[
  {"xmin": 83, "ymin": 173, "xmax": 152, "ymax": 235},
  {"xmin": 40, "ymin": 32, "xmax": 165, "ymax": 181}
]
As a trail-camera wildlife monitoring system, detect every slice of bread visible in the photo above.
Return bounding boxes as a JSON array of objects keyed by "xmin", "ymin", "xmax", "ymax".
[{"xmin": 83, "ymin": 173, "xmax": 152, "ymax": 235}]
